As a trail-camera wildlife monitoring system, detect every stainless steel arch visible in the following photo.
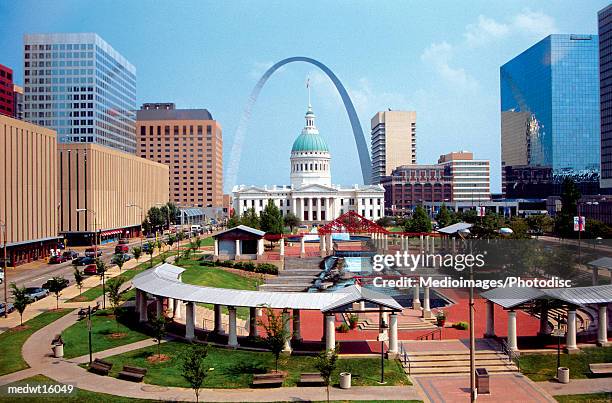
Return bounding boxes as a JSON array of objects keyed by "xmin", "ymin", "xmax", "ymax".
[{"xmin": 227, "ymin": 57, "xmax": 372, "ymax": 188}]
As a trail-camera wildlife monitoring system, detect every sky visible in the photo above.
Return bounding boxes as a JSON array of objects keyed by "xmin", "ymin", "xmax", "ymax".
[{"xmin": 0, "ymin": 0, "xmax": 608, "ymax": 193}]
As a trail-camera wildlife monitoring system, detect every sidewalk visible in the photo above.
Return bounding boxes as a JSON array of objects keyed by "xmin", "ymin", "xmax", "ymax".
[{"xmin": 538, "ymin": 377, "xmax": 612, "ymax": 396}]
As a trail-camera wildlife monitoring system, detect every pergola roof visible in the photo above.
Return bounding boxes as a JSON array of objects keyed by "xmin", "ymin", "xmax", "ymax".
[
  {"xmin": 213, "ymin": 225, "xmax": 265, "ymax": 238},
  {"xmin": 588, "ymin": 257, "xmax": 612, "ymax": 272},
  {"xmin": 180, "ymin": 207, "xmax": 205, "ymax": 217},
  {"xmin": 317, "ymin": 210, "xmax": 388, "ymax": 235},
  {"xmin": 133, "ymin": 263, "xmax": 402, "ymax": 312},
  {"xmin": 437, "ymin": 222, "xmax": 473, "ymax": 235},
  {"xmin": 481, "ymin": 285, "xmax": 612, "ymax": 309}
]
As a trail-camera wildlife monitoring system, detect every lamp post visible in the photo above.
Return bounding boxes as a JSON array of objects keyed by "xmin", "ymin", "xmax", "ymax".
[
  {"xmin": 577, "ymin": 201, "xmax": 598, "ymax": 262},
  {"xmin": 126, "ymin": 204, "xmax": 143, "ymax": 251},
  {"xmin": 378, "ymin": 313, "xmax": 388, "ymax": 384},
  {"xmin": 0, "ymin": 220, "xmax": 7, "ymax": 318}
]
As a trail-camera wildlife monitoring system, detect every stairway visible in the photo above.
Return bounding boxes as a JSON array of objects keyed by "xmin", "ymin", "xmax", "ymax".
[
  {"xmin": 258, "ymin": 257, "xmax": 323, "ymax": 292},
  {"xmin": 356, "ymin": 315, "xmax": 437, "ymax": 331}
]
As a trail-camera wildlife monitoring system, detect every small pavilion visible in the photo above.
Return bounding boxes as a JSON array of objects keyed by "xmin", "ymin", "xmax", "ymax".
[{"xmin": 212, "ymin": 225, "xmax": 266, "ymax": 260}]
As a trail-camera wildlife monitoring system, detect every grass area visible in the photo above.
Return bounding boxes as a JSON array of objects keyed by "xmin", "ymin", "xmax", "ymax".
[
  {"xmin": 555, "ymin": 393, "xmax": 612, "ymax": 403},
  {"xmin": 0, "ymin": 309, "xmax": 72, "ymax": 376},
  {"xmin": 0, "ymin": 375, "xmax": 156, "ymax": 402},
  {"xmin": 102, "ymin": 341, "xmax": 409, "ymax": 389},
  {"xmin": 520, "ymin": 347, "xmax": 612, "ymax": 382},
  {"xmin": 61, "ymin": 309, "xmax": 149, "ymax": 359}
]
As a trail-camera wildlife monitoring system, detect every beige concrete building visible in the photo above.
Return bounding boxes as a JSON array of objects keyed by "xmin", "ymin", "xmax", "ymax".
[
  {"xmin": 371, "ymin": 111, "xmax": 417, "ymax": 184},
  {"xmin": 0, "ymin": 115, "xmax": 58, "ymax": 265},
  {"xmin": 136, "ymin": 103, "xmax": 223, "ymax": 208},
  {"xmin": 438, "ymin": 151, "xmax": 490, "ymax": 202},
  {"xmin": 58, "ymin": 143, "xmax": 169, "ymax": 245}
]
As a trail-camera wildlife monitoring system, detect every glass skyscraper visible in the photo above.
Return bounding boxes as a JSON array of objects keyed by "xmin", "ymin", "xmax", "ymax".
[
  {"xmin": 500, "ymin": 34, "xmax": 600, "ymax": 197},
  {"xmin": 23, "ymin": 33, "xmax": 136, "ymax": 153},
  {"xmin": 600, "ymin": 5, "xmax": 612, "ymax": 188}
]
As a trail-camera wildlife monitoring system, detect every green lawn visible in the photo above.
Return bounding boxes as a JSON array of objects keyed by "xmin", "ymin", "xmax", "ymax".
[
  {"xmin": 0, "ymin": 375, "xmax": 156, "ymax": 402},
  {"xmin": 520, "ymin": 347, "xmax": 612, "ymax": 382},
  {"xmin": 102, "ymin": 341, "xmax": 409, "ymax": 389},
  {"xmin": 555, "ymin": 393, "xmax": 612, "ymax": 403},
  {"xmin": 179, "ymin": 261, "xmax": 258, "ymax": 290},
  {"xmin": 0, "ymin": 309, "xmax": 73, "ymax": 376},
  {"xmin": 61, "ymin": 309, "xmax": 149, "ymax": 359}
]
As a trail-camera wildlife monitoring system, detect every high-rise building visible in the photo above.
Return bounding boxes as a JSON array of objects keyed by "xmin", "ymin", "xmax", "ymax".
[
  {"xmin": 438, "ymin": 151, "xmax": 490, "ymax": 202},
  {"xmin": 23, "ymin": 33, "xmax": 137, "ymax": 153},
  {"xmin": 599, "ymin": 5, "xmax": 612, "ymax": 188},
  {"xmin": 0, "ymin": 64, "xmax": 15, "ymax": 117},
  {"xmin": 370, "ymin": 110, "xmax": 416, "ymax": 184},
  {"xmin": 136, "ymin": 103, "xmax": 223, "ymax": 207},
  {"xmin": 501, "ymin": 34, "xmax": 601, "ymax": 197},
  {"xmin": 13, "ymin": 84, "xmax": 24, "ymax": 120}
]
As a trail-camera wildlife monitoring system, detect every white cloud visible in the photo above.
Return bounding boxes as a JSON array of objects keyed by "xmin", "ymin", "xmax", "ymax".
[
  {"xmin": 511, "ymin": 8, "xmax": 557, "ymax": 39},
  {"xmin": 464, "ymin": 15, "xmax": 510, "ymax": 47},
  {"xmin": 421, "ymin": 41, "xmax": 478, "ymax": 90}
]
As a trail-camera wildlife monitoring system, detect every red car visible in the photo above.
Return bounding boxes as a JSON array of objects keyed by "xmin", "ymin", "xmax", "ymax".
[
  {"xmin": 49, "ymin": 255, "xmax": 66, "ymax": 264},
  {"xmin": 115, "ymin": 244, "xmax": 129, "ymax": 254},
  {"xmin": 83, "ymin": 264, "xmax": 99, "ymax": 275}
]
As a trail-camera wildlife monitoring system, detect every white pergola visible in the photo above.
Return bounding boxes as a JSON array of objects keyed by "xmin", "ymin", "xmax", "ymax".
[{"xmin": 132, "ymin": 263, "xmax": 403, "ymax": 353}]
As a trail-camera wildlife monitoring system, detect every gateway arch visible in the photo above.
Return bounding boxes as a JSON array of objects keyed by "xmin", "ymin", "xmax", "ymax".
[{"xmin": 227, "ymin": 56, "xmax": 372, "ymax": 188}]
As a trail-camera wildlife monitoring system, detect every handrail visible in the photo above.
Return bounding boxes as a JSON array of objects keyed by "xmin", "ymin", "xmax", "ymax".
[
  {"xmin": 501, "ymin": 339, "xmax": 521, "ymax": 372},
  {"xmin": 399, "ymin": 342, "xmax": 411, "ymax": 375},
  {"xmin": 417, "ymin": 327, "xmax": 442, "ymax": 341}
]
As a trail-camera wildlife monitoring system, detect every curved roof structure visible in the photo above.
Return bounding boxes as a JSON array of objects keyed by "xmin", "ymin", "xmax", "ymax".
[
  {"xmin": 481, "ymin": 284, "xmax": 612, "ymax": 309},
  {"xmin": 133, "ymin": 263, "xmax": 403, "ymax": 311}
]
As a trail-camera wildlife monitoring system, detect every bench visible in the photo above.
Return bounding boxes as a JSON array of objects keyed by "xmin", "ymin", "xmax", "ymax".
[
  {"xmin": 252, "ymin": 372, "xmax": 285, "ymax": 388},
  {"xmin": 589, "ymin": 363, "xmax": 612, "ymax": 376},
  {"xmin": 88, "ymin": 358, "xmax": 113, "ymax": 376},
  {"xmin": 298, "ymin": 372, "xmax": 325, "ymax": 386},
  {"xmin": 118, "ymin": 365, "xmax": 147, "ymax": 382}
]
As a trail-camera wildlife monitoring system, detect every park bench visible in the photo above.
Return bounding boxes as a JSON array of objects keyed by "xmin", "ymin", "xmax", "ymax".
[
  {"xmin": 118, "ymin": 365, "xmax": 148, "ymax": 382},
  {"xmin": 88, "ymin": 358, "xmax": 113, "ymax": 376},
  {"xmin": 589, "ymin": 363, "xmax": 612, "ymax": 376},
  {"xmin": 298, "ymin": 372, "xmax": 325, "ymax": 386},
  {"xmin": 251, "ymin": 372, "xmax": 285, "ymax": 388}
]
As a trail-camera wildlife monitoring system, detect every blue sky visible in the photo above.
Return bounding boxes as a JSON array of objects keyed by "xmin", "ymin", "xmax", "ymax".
[{"xmin": 1, "ymin": 1, "xmax": 608, "ymax": 193}]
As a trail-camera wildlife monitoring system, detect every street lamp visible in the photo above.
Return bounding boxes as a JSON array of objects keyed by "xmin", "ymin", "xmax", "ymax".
[
  {"xmin": 577, "ymin": 201, "xmax": 599, "ymax": 261},
  {"xmin": 378, "ymin": 313, "xmax": 388, "ymax": 384},
  {"xmin": 126, "ymin": 204, "xmax": 143, "ymax": 250},
  {"xmin": 0, "ymin": 220, "xmax": 7, "ymax": 318}
]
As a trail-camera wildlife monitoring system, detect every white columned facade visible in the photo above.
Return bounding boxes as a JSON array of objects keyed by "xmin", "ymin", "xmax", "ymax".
[
  {"xmin": 282, "ymin": 309, "xmax": 292, "ymax": 352},
  {"xmin": 325, "ymin": 313, "xmax": 336, "ymax": 351},
  {"xmin": 566, "ymin": 309, "xmax": 578, "ymax": 351},
  {"xmin": 388, "ymin": 313, "xmax": 398, "ymax": 355},
  {"xmin": 507, "ymin": 310, "xmax": 518, "ymax": 351},
  {"xmin": 598, "ymin": 304, "xmax": 608, "ymax": 346},
  {"xmin": 485, "ymin": 300, "xmax": 495, "ymax": 337},
  {"xmin": 228, "ymin": 306, "xmax": 239, "ymax": 347},
  {"xmin": 292, "ymin": 309, "xmax": 302, "ymax": 342},
  {"xmin": 214, "ymin": 304, "xmax": 223, "ymax": 333},
  {"xmin": 422, "ymin": 286, "xmax": 431, "ymax": 319},
  {"xmin": 185, "ymin": 302, "xmax": 195, "ymax": 340},
  {"xmin": 412, "ymin": 282, "xmax": 421, "ymax": 310}
]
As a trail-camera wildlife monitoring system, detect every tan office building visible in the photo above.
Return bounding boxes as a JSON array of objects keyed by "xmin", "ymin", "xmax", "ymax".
[
  {"xmin": 438, "ymin": 151, "xmax": 490, "ymax": 202},
  {"xmin": 0, "ymin": 115, "xmax": 58, "ymax": 265},
  {"xmin": 371, "ymin": 111, "xmax": 417, "ymax": 184},
  {"xmin": 136, "ymin": 103, "xmax": 223, "ymax": 208},
  {"xmin": 58, "ymin": 143, "xmax": 169, "ymax": 245}
]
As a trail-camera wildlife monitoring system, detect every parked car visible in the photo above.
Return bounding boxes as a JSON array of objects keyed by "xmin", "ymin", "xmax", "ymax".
[
  {"xmin": 0, "ymin": 302, "xmax": 15, "ymax": 315},
  {"xmin": 118, "ymin": 238, "xmax": 130, "ymax": 245},
  {"xmin": 0, "ymin": 269, "xmax": 3, "ymax": 284},
  {"xmin": 24, "ymin": 287, "xmax": 49, "ymax": 301},
  {"xmin": 41, "ymin": 278, "xmax": 69, "ymax": 292},
  {"xmin": 83, "ymin": 264, "xmax": 99, "ymax": 275},
  {"xmin": 62, "ymin": 250, "xmax": 79, "ymax": 259},
  {"xmin": 84, "ymin": 248, "xmax": 102, "ymax": 257},
  {"xmin": 142, "ymin": 243, "xmax": 153, "ymax": 253},
  {"xmin": 115, "ymin": 244, "xmax": 129, "ymax": 254},
  {"xmin": 48, "ymin": 255, "xmax": 67, "ymax": 264},
  {"xmin": 111, "ymin": 253, "xmax": 132, "ymax": 264},
  {"xmin": 72, "ymin": 256, "xmax": 95, "ymax": 266}
]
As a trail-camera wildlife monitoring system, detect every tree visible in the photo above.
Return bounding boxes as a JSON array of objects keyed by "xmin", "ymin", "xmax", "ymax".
[
  {"xmin": 405, "ymin": 205, "xmax": 432, "ymax": 233},
  {"xmin": 258, "ymin": 306, "xmax": 289, "ymax": 372},
  {"xmin": 166, "ymin": 202, "xmax": 179, "ymax": 225},
  {"xmin": 46, "ymin": 276, "xmax": 69, "ymax": 310},
  {"xmin": 114, "ymin": 253, "xmax": 127, "ymax": 272},
  {"xmin": 314, "ymin": 347, "xmax": 338, "ymax": 403},
  {"xmin": 167, "ymin": 234, "xmax": 176, "ymax": 249},
  {"xmin": 96, "ymin": 259, "xmax": 108, "ymax": 309},
  {"xmin": 10, "ymin": 283, "xmax": 30, "ymax": 325},
  {"xmin": 160, "ymin": 204, "xmax": 171, "ymax": 230},
  {"xmin": 73, "ymin": 268, "xmax": 84, "ymax": 295},
  {"xmin": 435, "ymin": 203, "xmax": 452, "ymax": 229},
  {"xmin": 193, "ymin": 236, "xmax": 202, "ymax": 251},
  {"xmin": 227, "ymin": 212, "xmax": 240, "ymax": 229},
  {"xmin": 260, "ymin": 199, "xmax": 284, "ymax": 234},
  {"xmin": 106, "ymin": 278, "xmax": 123, "ymax": 318},
  {"xmin": 132, "ymin": 246, "xmax": 142, "ymax": 262},
  {"xmin": 283, "ymin": 212, "xmax": 300, "ymax": 233},
  {"xmin": 143, "ymin": 206, "xmax": 165, "ymax": 235},
  {"xmin": 375, "ymin": 216, "xmax": 394, "ymax": 228},
  {"xmin": 508, "ymin": 217, "xmax": 529, "ymax": 239},
  {"xmin": 555, "ymin": 178, "xmax": 581, "ymax": 238},
  {"xmin": 241, "ymin": 207, "xmax": 260, "ymax": 229},
  {"xmin": 526, "ymin": 214, "xmax": 554, "ymax": 235},
  {"xmin": 145, "ymin": 241, "xmax": 156, "ymax": 268},
  {"xmin": 181, "ymin": 344, "xmax": 209, "ymax": 403},
  {"xmin": 150, "ymin": 315, "xmax": 168, "ymax": 358}
]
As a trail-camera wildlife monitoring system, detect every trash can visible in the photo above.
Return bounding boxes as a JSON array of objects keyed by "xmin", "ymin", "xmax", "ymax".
[
  {"xmin": 557, "ymin": 367, "xmax": 570, "ymax": 384},
  {"xmin": 339, "ymin": 372, "xmax": 351, "ymax": 389},
  {"xmin": 475, "ymin": 368, "xmax": 489, "ymax": 394},
  {"xmin": 52, "ymin": 344, "xmax": 64, "ymax": 358}
]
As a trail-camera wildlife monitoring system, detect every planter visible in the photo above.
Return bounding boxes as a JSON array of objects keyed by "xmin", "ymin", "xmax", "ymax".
[
  {"xmin": 557, "ymin": 367, "xmax": 570, "ymax": 384},
  {"xmin": 339, "ymin": 372, "xmax": 351, "ymax": 389},
  {"xmin": 437, "ymin": 318, "xmax": 446, "ymax": 327}
]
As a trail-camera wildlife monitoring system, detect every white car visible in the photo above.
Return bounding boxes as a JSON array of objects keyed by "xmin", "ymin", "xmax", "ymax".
[{"xmin": 0, "ymin": 269, "xmax": 3, "ymax": 284}]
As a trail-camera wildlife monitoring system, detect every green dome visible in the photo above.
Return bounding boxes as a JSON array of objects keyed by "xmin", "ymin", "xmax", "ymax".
[{"xmin": 291, "ymin": 132, "xmax": 329, "ymax": 152}]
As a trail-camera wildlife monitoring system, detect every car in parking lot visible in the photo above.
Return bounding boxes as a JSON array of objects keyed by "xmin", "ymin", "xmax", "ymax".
[
  {"xmin": 84, "ymin": 248, "xmax": 102, "ymax": 257},
  {"xmin": 83, "ymin": 264, "xmax": 100, "ymax": 275},
  {"xmin": 111, "ymin": 253, "xmax": 132, "ymax": 264},
  {"xmin": 62, "ymin": 250, "xmax": 79, "ymax": 259},
  {"xmin": 72, "ymin": 256, "xmax": 95, "ymax": 266},
  {"xmin": 0, "ymin": 302, "xmax": 15, "ymax": 315},
  {"xmin": 41, "ymin": 278, "xmax": 69, "ymax": 292},
  {"xmin": 115, "ymin": 244, "xmax": 129, "ymax": 254},
  {"xmin": 49, "ymin": 255, "xmax": 67, "ymax": 264},
  {"xmin": 24, "ymin": 287, "xmax": 49, "ymax": 301},
  {"xmin": 118, "ymin": 238, "xmax": 130, "ymax": 245}
]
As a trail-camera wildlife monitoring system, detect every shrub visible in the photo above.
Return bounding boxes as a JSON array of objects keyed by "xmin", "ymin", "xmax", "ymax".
[
  {"xmin": 348, "ymin": 314, "xmax": 359, "ymax": 329},
  {"xmin": 255, "ymin": 263, "xmax": 278, "ymax": 275},
  {"xmin": 242, "ymin": 261, "xmax": 256, "ymax": 271},
  {"xmin": 199, "ymin": 261, "xmax": 216, "ymax": 267},
  {"xmin": 336, "ymin": 323, "xmax": 350, "ymax": 333},
  {"xmin": 221, "ymin": 260, "xmax": 234, "ymax": 268},
  {"xmin": 453, "ymin": 321, "xmax": 468, "ymax": 330}
]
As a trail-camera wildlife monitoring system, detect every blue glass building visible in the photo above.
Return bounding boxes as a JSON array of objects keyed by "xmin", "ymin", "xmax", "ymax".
[
  {"xmin": 500, "ymin": 34, "xmax": 600, "ymax": 197},
  {"xmin": 600, "ymin": 5, "xmax": 612, "ymax": 189},
  {"xmin": 23, "ymin": 33, "xmax": 136, "ymax": 153}
]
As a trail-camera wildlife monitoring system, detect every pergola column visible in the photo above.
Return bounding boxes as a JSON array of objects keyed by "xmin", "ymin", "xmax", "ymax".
[
  {"xmin": 327, "ymin": 233, "xmax": 333, "ymax": 253},
  {"xmin": 257, "ymin": 238, "xmax": 264, "ymax": 256},
  {"xmin": 185, "ymin": 302, "xmax": 195, "ymax": 340},
  {"xmin": 282, "ymin": 309, "xmax": 292, "ymax": 352},
  {"xmin": 235, "ymin": 239, "xmax": 241, "ymax": 259},
  {"xmin": 135, "ymin": 289, "xmax": 142, "ymax": 314},
  {"xmin": 422, "ymin": 286, "xmax": 432, "ymax": 319},
  {"xmin": 485, "ymin": 300, "xmax": 495, "ymax": 337},
  {"xmin": 300, "ymin": 236, "xmax": 305, "ymax": 257},
  {"xmin": 425, "ymin": 236, "xmax": 430, "ymax": 255},
  {"xmin": 538, "ymin": 302, "xmax": 550, "ymax": 336},
  {"xmin": 320, "ymin": 235, "xmax": 326, "ymax": 258},
  {"xmin": 249, "ymin": 307, "xmax": 258, "ymax": 338},
  {"xmin": 566, "ymin": 309, "xmax": 578, "ymax": 351},
  {"xmin": 431, "ymin": 236, "xmax": 435, "ymax": 255},
  {"xmin": 168, "ymin": 297, "xmax": 174, "ymax": 317},
  {"xmin": 292, "ymin": 309, "xmax": 302, "ymax": 342},
  {"xmin": 388, "ymin": 313, "xmax": 398, "ymax": 355},
  {"xmin": 214, "ymin": 304, "xmax": 224, "ymax": 334},
  {"xmin": 412, "ymin": 282, "xmax": 421, "ymax": 310},
  {"xmin": 174, "ymin": 299, "xmax": 182, "ymax": 319},
  {"xmin": 214, "ymin": 239, "xmax": 219, "ymax": 257},
  {"xmin": 156, "ymin": 296, "xmax": 164, "ymax": 318},
  {"xmin": 325, "ymin": 313, "xmax": 336, "ymax": 350},
  {"xmin": 592, "ymin": 266, "xmax": 598, "ymax": 286},
  {"xmin": 279, "ymin": 238, "xmax": 285, "ymax": 256},
  {"xmin": 507, "ymin": 310, "xmax": 518, "ymax": 351},
  {"xmin": 597, "ymin": 304, "xmax": 608, "ymax": 346},
  {"xmin": 228, "ymin": 306, "xmax": 239, "ymax": 347},
  {"xmin": 138, "ymin": 290, "xmax": 148, "ymax": 322},
  {"xmin": 420, "ymin": 235, "xmax": 424, "ymax": 253}
]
